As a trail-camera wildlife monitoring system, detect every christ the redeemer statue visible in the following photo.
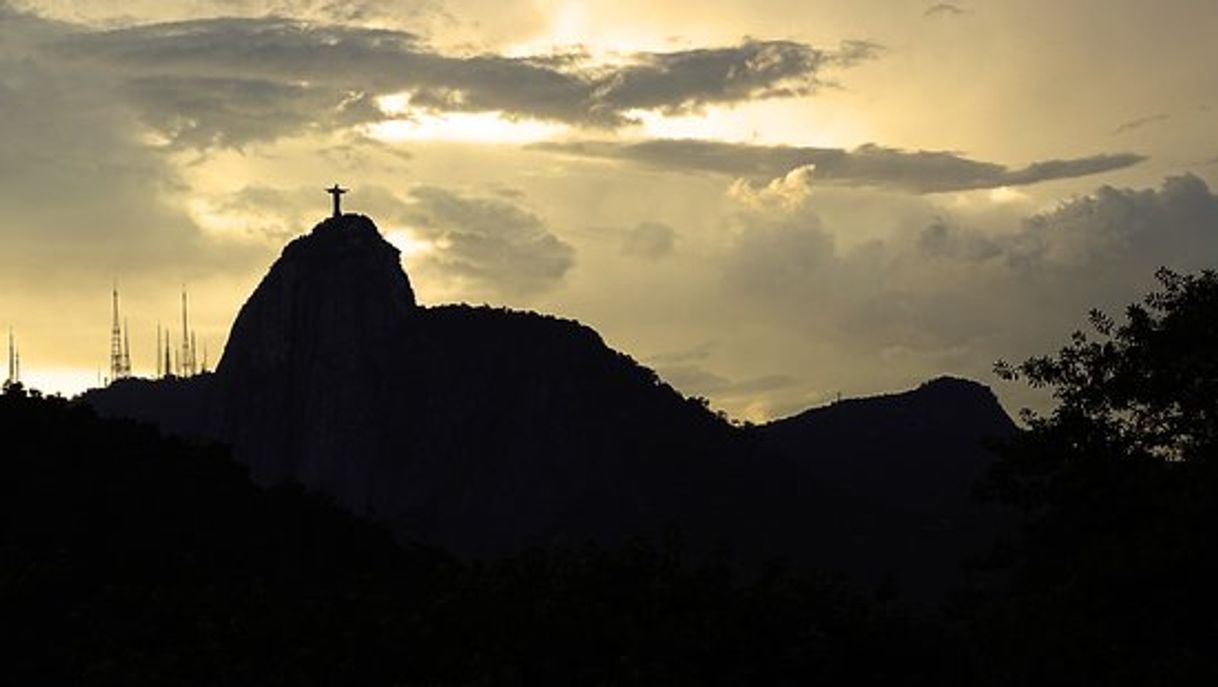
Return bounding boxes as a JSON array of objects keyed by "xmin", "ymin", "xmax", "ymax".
[{"xmin": 326, "ymin": 184, "xmax": 348, "ymax": 217}]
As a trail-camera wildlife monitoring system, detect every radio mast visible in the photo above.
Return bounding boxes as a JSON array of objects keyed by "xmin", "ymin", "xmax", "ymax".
[
  {"xmin": 180, "ymin": 288, "xmax": 195, "ymax": 377},
  {"xmin": 109, "ymin": 287, "xmax": 127, "ymax": 383},
  {"xmin": 5, "ymin": 328, "xmax": 17, "ymax": 388}
]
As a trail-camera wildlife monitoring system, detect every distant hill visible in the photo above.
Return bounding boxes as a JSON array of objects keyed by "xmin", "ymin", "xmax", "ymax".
[
  {"xmin": 757, "ymin": 378, "xmax": 1018, "ymax": 602},
  {"xmin": 84, "ymin": 213, "xmax": 1016, "ymax": 601}
]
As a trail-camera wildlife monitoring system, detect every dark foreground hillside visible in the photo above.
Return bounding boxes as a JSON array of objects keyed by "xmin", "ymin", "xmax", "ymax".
[{"xmin": 0, "ymin": 385, "xmax": 956, "ymax": 685}]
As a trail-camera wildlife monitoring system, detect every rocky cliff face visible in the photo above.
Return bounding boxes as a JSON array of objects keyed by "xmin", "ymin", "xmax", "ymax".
[{"xmin": 216, "ymin": 214, "xmax": 416, "ymax": 510}]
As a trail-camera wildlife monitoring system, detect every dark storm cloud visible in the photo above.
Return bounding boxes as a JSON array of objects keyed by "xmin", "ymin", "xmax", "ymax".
[
  {"xmin": 49, "ymin": 16, "xmax": 878, "ymax": 145},
  {"xmin": 538, "ymin": 139, "xmax": 1146, "ymax": 194}
]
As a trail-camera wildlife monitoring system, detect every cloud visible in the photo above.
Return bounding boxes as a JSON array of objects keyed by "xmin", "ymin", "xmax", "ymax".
[
  {"xmin": 1111, "ymin": 113, "xmax": 1170, "ymax": 135},
  {"xmin": 651, "ymin": 359, "xmax": 806, "ymax": 420},
  {"xmin": 917, "ymin": 216, "xmax": 1002, "ymax": 261},
  {"xmin": 903, "ymin": 174, "xmax": 1218, "ymax": 272},
  {"xmin": 401, "ymin": 186, "xmax": 575, "ymax": 298},
  {"xmin": 121, "ymin": 76, "xmax": 384, "ymax": 149},
  {"xmin": 10, "ymin": 0, "xmax": 449, "ymax": 29},
  {"xmin": 728, "ymin": 165, "xmax": 817, "ymax": 208},
  {"xmin": 645, "ymin": 341, "xmax": 716, "ymax": 366},
  {"xmin": 47, "ymin": 16, "xmax": 879, "ymax": 145},
  {"xmin": 206, "ymin": 185, "xmax": 346, "ymax": 241},
  {"xmin": 721, "ymin": 202, "xmax": 839, "ymax": 310},
  {"xmin": 924, "ymin": 3, "xmax": 966, "ymax": 18},
  {"xmin": 1005, "ymin": 174, "xmax": 1218, "ymax": 268},
  {"xmin": 539, "ymin": 139, "xmax": 1146, "ymax": 194},
  {"xmin": 656, "ymin": 363, "xmax": 797, "ymax": 399},
  {"xmin": 620, "ymin": 221, "xmax": 676, "ymax": 260},
  {"xmin": 584, "ymin": 39, "xmax": 881, "ymax": 117},
  {"xmin": 0, "ymin": 5, "xmax": 266, "ymax": 281},
  {"xmin": 714, "ymin": 173, "xmax": 1218, "ymax": 397},
  {"xmin": 207, "ymin": 183, "xmax": 576, "ymax": 299}
]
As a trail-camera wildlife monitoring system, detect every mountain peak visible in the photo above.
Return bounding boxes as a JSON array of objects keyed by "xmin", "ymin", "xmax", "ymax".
[
  {"xmin": 216, "ymin": 213, "xmax": 418, "ymax": 493},
  {"xmin": 218, "ymin": 211, "xmax": 416, "ymax": 373},
  {"xmin": 916, "ymin": 374, "xmax": 993, "ymax": 394},
  {"xmin": 279, "ymin": 213, "xmax": 407, "ymax": 274},
  {"xmin": 912, "ymin": 375, "xmax": 1003, "ymax": 406}
]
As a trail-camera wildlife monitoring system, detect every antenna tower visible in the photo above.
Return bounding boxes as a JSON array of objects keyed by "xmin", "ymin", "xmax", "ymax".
[
  {"xmin": 180, "ymin": 288, "xmax": 195, "ymax": 377},
  {"xmin": 109, "ymin": 287, "xmax": 127, "ymax": 383},
  {"xmin": 123, "ymin": 317, "xmax": 132, "ymax": 378},
  {"xmin": 164, "ymin": 327, "xmax": 173, "ymax": 378},
  {"xmin": 5, "ymin": 328, "xmax": 16, "ymax": 387}
]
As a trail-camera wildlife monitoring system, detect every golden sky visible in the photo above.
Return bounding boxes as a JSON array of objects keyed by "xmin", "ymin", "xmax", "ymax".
[{"xmin": 3, "ymin": 0, "xmax": 1217, "ymax": 418}]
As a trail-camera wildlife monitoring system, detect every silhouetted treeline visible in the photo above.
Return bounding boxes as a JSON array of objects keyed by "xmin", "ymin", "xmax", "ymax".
[
  {"xmin": 956, "ymin": 268, "xmax": 1218, "ymax": 684},
  {"xmin": 2, "ymin": 386, "xmax": 957, "ymax": 685}
]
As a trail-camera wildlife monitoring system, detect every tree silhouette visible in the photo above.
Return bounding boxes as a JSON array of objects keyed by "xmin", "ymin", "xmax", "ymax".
[
  {"xmin": 996, "ymin": 267, "xmax": 1218, "ymax": 464},
  {"xmin": 970, "ymin": 268, "xmax": 1218, "ymax": 684}
]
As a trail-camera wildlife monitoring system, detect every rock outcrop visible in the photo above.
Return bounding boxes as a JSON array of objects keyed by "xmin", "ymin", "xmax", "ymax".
[{"xmin": 216, "ymin": 214, "xmax": 415, "ymax": 509}]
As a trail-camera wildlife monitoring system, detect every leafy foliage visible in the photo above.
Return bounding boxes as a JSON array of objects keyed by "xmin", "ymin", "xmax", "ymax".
[
  {"xmin": 996, "ymin": 267, "xmax": 1218, "ymax": 464},
  {"xmin": 970, "ymin": 268, "xmax": 1218, "ymax": 684}
]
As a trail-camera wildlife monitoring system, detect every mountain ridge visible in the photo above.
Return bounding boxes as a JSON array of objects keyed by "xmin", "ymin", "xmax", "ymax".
[
  {"xmin": 757, "ymin": 376, "xmax": 1017, "ymax": 600},
  {"xmin": 83, "ymin": 212, "xmax": 1016, "ymax": 599}
]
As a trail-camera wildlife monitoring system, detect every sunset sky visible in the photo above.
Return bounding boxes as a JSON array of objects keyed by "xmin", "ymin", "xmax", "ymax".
[{"xmin": 2, "ymin": 0, "xmax": 1217, "ymax": 419}]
